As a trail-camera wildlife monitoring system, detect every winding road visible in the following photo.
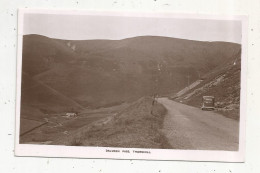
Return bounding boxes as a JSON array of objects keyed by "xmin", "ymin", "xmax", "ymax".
[{"xmin": 157, "ymin": 98, "xmax": 239, "ymax": 151}]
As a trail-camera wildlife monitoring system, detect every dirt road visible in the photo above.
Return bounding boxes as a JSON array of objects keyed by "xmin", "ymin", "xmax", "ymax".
[{"xmin": 157, "ymin": 98, "xmax": 239, "ymax": 151}]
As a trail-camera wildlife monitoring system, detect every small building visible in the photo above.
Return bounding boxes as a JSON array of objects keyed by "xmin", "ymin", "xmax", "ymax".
[{"xmin": 65, "ymin": 112, "xmax": 78, "ymax": 118}]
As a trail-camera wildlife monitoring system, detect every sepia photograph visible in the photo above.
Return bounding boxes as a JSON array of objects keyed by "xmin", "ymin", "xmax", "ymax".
[{"xmin": 15, "ymin": 9, "xmax": 247, "ymax": 161}]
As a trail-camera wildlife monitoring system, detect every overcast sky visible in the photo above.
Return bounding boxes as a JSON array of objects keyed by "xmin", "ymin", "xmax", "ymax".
[{"xmin": 23, "ymin": 13, "xmax": 241, "ymax": 43}]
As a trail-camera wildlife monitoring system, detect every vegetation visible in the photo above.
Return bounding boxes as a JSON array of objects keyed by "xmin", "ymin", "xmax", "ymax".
[
  {"xmin": 20, "ymin": 34, "xmax": 241, "ymax": 145},
  {"xmin": 172, "ymin": 50, "xmax": 241, "ymax": 121},
  {"xmin": 21, "ymin": 34, "xmax": 240, "ymax": 113},
  {"xmin": 53, "ymin": 97, "xmax": 170, "ymax": 149}
]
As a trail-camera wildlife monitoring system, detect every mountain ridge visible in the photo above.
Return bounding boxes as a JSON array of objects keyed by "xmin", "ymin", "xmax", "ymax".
[{"xmin": 21, "ymin": 34, "xmax": 241, "ymax": 113}]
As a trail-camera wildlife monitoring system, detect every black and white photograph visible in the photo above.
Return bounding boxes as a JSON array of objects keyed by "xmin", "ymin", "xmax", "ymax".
[{"xmin": 15, "ymin": 10, "xmax": 247, "ymax": 161}]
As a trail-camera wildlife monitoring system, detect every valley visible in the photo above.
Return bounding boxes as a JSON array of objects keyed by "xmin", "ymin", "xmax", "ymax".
[{"xmin": 19, "ymin": 34, "xmax": 241, "ymax": 149}]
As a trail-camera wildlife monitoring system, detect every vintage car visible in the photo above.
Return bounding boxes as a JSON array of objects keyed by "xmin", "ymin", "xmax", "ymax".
[{"xmin": 201, "ymin": 96, "xmax": 215, "ymax": 110}]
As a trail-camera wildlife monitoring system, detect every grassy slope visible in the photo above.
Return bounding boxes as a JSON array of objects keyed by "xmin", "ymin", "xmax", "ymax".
[
  {"xmin": 22, "ymin": 35, "xmax": 241, "ymax": 109},
  {"xmin": 20, "ymin": 101, "xmax": 131, "ymax": 143},
  {"xmin": 22, "ymin": 34, "xmax": 79, "ymax": 76},
  {"xmin": 21, "ymin": 35, "xmax": 84, "ymax": 115},
  {"xmin": 176, "ymin": 51, "xmax": 241, "ymax": 120},
  {"xmin": 53, "ymin": 97, "xmax": 170, "ymax": 149},
  {"xmin": 21, "ymin": 73, "xmax": 83, "ymax": 115}
]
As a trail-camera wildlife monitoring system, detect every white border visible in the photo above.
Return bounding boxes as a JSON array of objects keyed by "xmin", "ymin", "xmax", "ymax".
[{"xmin": 15, "ymin": 9, "xmax": 248, "ymax": 162}]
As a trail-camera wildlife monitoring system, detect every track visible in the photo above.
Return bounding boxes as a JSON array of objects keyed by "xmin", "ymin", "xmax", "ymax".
[{"xmin": 158, "ymin": 98, "xmax": 239, "ymax": 151}]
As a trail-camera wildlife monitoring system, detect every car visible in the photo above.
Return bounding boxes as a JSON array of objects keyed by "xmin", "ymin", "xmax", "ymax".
[{"xmin": 201, "ymin": 96, "xmax": 215, "ymax": 110}]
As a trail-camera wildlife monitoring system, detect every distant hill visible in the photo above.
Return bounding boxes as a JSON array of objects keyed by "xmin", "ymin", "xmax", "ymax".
[{"xmin": 21, "ymin": 34, "xmax": 241, "ymax": 113}]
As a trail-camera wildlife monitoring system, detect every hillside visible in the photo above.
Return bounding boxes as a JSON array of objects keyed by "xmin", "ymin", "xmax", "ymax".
[
  {"xmin": 21, "ymin": 34, "xmax": 241, "ymax": 110},
  {"xmin": 172, "ymin": 49, "xmax": 241, "ymax": 120},
  {"xmin": 52, "ymin": 97, "xmax": 170, "ymax": 148},
  {"xmin": 21, "ymin": 73, "xmax": 83, "ymax": 120}
]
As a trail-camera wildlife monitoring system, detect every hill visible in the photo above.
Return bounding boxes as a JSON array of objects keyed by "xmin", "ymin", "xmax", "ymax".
[
  {"xmin": 21, "ymin": 34, "xmax": 241, "ymax": 110},
  {"xmin": 21, "ymin": 72, "xmax": 83, "ymax": 120},
  {"xmin": 171, "ymin": 49, "xmax": 241, "ymax": 120}
]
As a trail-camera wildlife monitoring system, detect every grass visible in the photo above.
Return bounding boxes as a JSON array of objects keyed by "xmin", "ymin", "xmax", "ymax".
[
  {"xmin": 20, "ymin": 118, "xmax": 45, "ymax": 135},
  {"xmin": 70, "ymin": 138, "xmax": 83, "ymax": 146},
  {"xmin": 175, "ymin": 56, "xmax": 241, "ymax": 121},
  {"xmin": 214, "ymin": 109, "xmax": 240, "ymax": 121},
  {"xmin": 53, "ymin": 97, "xmax": 171, "ymax": 149},
  {"xmin": 151, "ymin": 102, "xmax": 167, "ymax": 117},
  {"xmin": 22, "ymin": 34, "xmax": 241, "ymax": 111}
]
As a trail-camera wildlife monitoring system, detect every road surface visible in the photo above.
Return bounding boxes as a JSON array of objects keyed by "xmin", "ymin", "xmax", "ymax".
[{"xmin": 157, "ymin": 98, "xmax": 239, "ymax": 151}]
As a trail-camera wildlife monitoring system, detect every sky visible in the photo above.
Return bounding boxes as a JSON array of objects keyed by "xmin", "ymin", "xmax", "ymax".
[{"xmin": 23, "ymin": 13, "xmax": 242, "ymax": 44}]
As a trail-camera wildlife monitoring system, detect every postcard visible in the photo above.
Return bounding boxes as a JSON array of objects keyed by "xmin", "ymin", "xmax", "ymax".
[{"xmin": 15, "ymin": 9, "xmax": 248, "ymax": 162}]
